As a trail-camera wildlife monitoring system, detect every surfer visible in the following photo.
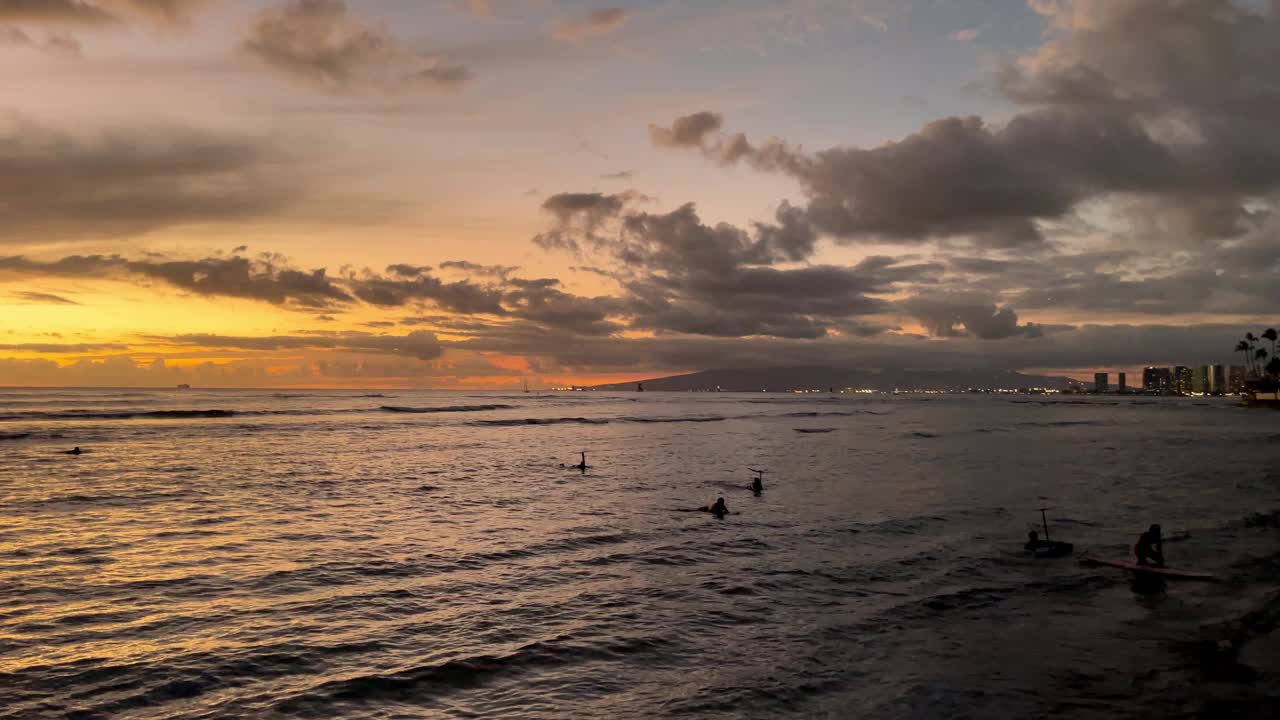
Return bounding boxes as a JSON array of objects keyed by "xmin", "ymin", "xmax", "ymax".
[
  {"xmin": 66, "ymin": 446, "xmax": 82, "ymax": 455},
  {"xmin": 1135, "ymin": 524, "xmax": 1165, "ymax": 567},
  {"xmin": 699, "ymin": 497, "xmax": 729, "ymax": 518},
  {"xmin": 558, "ymin": 451, "xmax": 589, "ymax": 471},
  {"xmin": 751, "ymin": 476, "xmax": 763, "ymax": 494},
  {"xmin": 1024, "ymin": 530, "xmax": 1073, "ymax": 557}
]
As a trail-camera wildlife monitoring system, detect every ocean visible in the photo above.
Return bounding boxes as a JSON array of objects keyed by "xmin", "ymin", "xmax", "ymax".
[{"xmin": 2, "ymin": 388, "xmax": 1278, "ymax": 719}]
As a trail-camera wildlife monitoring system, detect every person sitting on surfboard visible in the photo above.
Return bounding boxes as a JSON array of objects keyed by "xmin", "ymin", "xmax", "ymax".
[
  {"xmin": 751, "ymin": 476, "xmax": 763, "ymax": 494},
  {"xmin": 1135, "ymin": 524, "xmax": 1165, "ymax": 567},
  {"xmin": 1024, "ymin": 531, "xmax": 1050, "ymax": 551}
]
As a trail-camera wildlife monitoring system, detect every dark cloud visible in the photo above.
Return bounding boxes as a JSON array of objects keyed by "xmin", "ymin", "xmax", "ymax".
[
  {"xmin": 651, "ymin": 1, "xmax": 1280, "ymax": 248},
  {"xmin": 902, "ymin": 294, "xmax": 1044, "ymax": 340},
  {"xmin": 534, "ymin": 193, "xmax": 935, "ymax": 339},
  {"xmin": 551, "ymin": 8, "xmax": 627, "ymax": 42},
  {"xmin": 345, "ymin": 265, "xmax": 505, "ymax": 314},
  {"xmin": 540, "ymin": 195, "xmax": 816, "ymax": 274},
  {"xmin": 154, "ymin": 330, "xmax": 444, "ymax": 361},
  {"xmin": 0, "ymin": 0, "xmax": 116, "ymax": 25},
  {"xmin": 439, "ymin": 260, "xmax": 518, "ymax": 278},
  {"xmin": 0, "ymin": 341, "xmax": 126, "ymax": 352},
  {"xmin": 0, "ymin": 254, "xmax": 352, "ymax": 308},
  {"xmin": 399, "ymin": 314, "xmax": 502, "ymax": 333},
  {"xmin": 533, "ymin": 192, "xmax": 631, "ymax": 253},
  {"xmin": 11, "ymin": 291, "xmax": 78, "ymax": 305},
  {"xmin": 502, "ymin": 278, "xmax": 625, "ymax": 335},
  {"xmin": 243, "ymin": 0, "xmax": 471, "ymax": 94},
  {"xmin": 0, "ymin": 119, "xmax": 299, "ymax": 244},
  {"xmin": 0, "ymin": 0, "xmax": 206, "ymax": 26},
  {"xmin": 649, "ymin": 111, "xmax": 723, "ymax": 148}
]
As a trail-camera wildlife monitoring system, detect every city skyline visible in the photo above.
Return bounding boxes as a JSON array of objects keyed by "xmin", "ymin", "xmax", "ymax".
[{"xmin": 2, "ymin": 1, "xmax": 1280, "ymax": 388}]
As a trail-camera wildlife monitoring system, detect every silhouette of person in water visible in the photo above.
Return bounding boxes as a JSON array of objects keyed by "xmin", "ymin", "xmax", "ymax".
[
  {"xmin": 1025, "ymin": 530, "xmax": 1045, "ymax": 551},
  {"xmin": 1135, "ymin": 524, "xmax": 1165, "ymax": 567},
  {"xmin": 67, "ymin": 446, "xmax": 82, "ymax": 455},
  {"xmin": 751, "ymin": 476, "xmax": 763, "ymax": 494},
  {"xmin": 560, "ymin": 452, "xmax": 587, "ymax": 472},
  {"xmin": 700, "ymin": 497, "xmax": 729, "ymax": 517}
]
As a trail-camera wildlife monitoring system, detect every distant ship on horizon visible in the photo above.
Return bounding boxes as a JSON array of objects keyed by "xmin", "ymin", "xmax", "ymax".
[{"xmin": 176, "ymin": 384, "xmax": 191, "ymax": 389}]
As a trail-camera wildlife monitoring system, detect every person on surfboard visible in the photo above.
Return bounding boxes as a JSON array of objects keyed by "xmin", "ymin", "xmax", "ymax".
[
  {"xmin": 1134, "ymin": 524, "xmax": 1165, "ymax": 567},
  {"xmin": 1024, "ymin": 531, "xmax": 1050, "ymax": 551},
  {"xmin": 1024, "ymin": 530, "xmax": 1073, "ymax": 557}
]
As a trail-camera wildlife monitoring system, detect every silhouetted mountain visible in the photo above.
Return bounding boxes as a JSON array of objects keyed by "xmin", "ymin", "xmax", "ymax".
[{"xmin": 587, "ymin": 366, "xmax": 1074, "ymax": 392}]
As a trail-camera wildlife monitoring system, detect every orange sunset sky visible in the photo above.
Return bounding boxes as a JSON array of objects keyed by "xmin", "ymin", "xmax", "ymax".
[{"xmin": 1, "ymin": 0, "xmax": 1277, "ymax": 388}]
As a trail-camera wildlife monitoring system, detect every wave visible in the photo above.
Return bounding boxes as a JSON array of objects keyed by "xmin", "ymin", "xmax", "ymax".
[
  {"xmin": 0, "ymin": 409, "xmax": 239, "ymax": 421},
  {"xmin": 273, "ymin": 634, "xmax": 666, "ymax": 713},
  {"xmin": 620, "ymin": 415, "xmax": 728, "ymax": 423},
  {"xmin": 0, "ymin": 431, "xmax": 32, "ymax": 441},
  {"xmin": 471, "ymin": 417, "xmax": 610, "ymax": 426},
  {"xmin": 1015, "ymin": 420, "xmax": 1107, "ymax": 428},
  {"xmin": 381, "ymin": 404, "xmax": 515, "ymax": 414},
  {"xmin": 0, "ymin": 407, "xmax": 382, "ymax": 422},
  {"xmin": 782, "ymin": 410, "xmax": 883, "ymax": 417},
  {"xmin": 794, "ymin": 428, "xmax": 836, "ymax": 434},
  {"xmin": 274, "ymin": 393, "xmax": 392, "ymax": 398}
]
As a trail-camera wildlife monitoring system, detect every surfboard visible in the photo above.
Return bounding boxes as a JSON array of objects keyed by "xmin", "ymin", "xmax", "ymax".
[{"xmin": 1080, "ymin": 556, "xmax": 1218, "ymax": 581}]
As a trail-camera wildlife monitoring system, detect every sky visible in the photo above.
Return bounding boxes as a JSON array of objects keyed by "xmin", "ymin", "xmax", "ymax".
[{"xmin": 1, "ymin": 0, "xmax": 1278, "ymax": 388}]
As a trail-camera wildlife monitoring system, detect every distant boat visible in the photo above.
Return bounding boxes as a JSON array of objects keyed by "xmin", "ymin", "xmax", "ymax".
[
  {"xmin": 176, "ymin": 384, "xmax": 191, "ymax": 390},
  {"xmin": 523, "ymin": 379, "xmax": 530, "ymax": 393}
]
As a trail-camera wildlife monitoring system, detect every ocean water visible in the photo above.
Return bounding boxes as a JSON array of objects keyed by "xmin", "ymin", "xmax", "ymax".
[{"xmin": 2, "ymin": 388, "xmax": 1278, "ymax": 719}]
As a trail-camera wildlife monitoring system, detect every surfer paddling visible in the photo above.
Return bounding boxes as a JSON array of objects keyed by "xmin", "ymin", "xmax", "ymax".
[
  {"xmin": 748, "ymin": 468, "xmax": 765, "ymax": 494},
  {"xmin": 1134, "ymin": 524, "xmax": 1165, "ymax": 567}
]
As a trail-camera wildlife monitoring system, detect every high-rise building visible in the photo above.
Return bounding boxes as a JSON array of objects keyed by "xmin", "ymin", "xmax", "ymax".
[
  {"xmin": 1229, "ymin": 366, "xmax": 1248, "ymax": 394},
  {"xmin": 1142, "ymin": 367, "xmax": 1162, "ymax": 392},
  {"xmin": 1174, "ymin": 366, "xmax": 1192, "ymax": 395},
  {"xmin": 1118, "ymin": 372, "xmax": 1127, "ymax": 393},
  {"xmin": 1193, "ymin": 366, "xmax": 1209, "ymax": 394},
  {"xmin": 1094, "ymin": 372, "xmax": 1108, "ymax": 393},
  {"xmin": 1210, "ymin": 365, "xmax": 1227, "ymax": 395}
]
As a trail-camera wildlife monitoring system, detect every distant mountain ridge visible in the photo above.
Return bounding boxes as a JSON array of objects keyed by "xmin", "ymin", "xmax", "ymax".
[{"xmin": 588, "ymin": 366, "xmax": 1074, "ymax": 392}]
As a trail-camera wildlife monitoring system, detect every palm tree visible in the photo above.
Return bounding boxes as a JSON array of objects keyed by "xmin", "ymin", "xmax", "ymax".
[
  {"xmin": 1246, "ymin": 332, "xmax": 1261, "ymax": 375},
  {"xmin": 1265, "ymin": 328, "xmax": 1278, "ymax": 370},
  {"xmin": 1237, "ymin": 339, "xmax": 1253, "ymax": 375},
  {"xmin": 1256, "ymin": 347, "xmax": 1269, "ymax": 376}
]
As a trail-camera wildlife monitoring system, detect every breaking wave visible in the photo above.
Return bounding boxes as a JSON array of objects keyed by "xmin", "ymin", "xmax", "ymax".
[{"xmin": 380, "ymin": 404, "xmax": 516, "ymax": 414}]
